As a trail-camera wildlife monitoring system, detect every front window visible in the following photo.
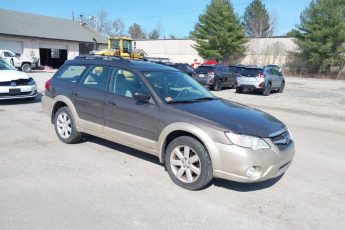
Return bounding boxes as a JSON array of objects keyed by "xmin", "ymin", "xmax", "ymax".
[
  {"xmin": 144, "ymin": 71, "xmax": 216, "ymax": 103},
  {"xmin": 110, "ymin": 39, "xmax": 120, "ymax": 49},
  {"xmin": 4, "ymin": 52, "xmax": 16, "ymax": 58},
  {"xmin": 123, "ymin": 40, "xmax": 132, "ymax": 54},
  {"xmin": 0, "ymin": 59, "xmax": 16, "ymax": 70}
]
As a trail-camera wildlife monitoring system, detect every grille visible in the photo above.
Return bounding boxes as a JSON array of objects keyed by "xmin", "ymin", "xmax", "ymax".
[
  {"xmin": 0, "ymin": 91, "xmax": 32, "ymax": 96},
  {"xmin": 270, "ymin": 130, "xmax": 291, "ymax": 150},
  {"xmin": 0, "ymin": 78, "xmax": 31, "ymax": 86}
]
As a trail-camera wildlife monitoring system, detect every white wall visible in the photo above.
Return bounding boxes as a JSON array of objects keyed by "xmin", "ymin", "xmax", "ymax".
[
  {"xmin": 0, "ymin": 35, "xmax": 80, "ymax": 61},
  {"xmin": 135, "ymin": 38, "xmax": 297, "ymax": 66}
]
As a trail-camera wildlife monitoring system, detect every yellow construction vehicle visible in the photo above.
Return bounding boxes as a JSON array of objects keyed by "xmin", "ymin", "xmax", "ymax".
[{"xmin": 94, "ymin": 37, "xmax": 146, "ymax": 59}]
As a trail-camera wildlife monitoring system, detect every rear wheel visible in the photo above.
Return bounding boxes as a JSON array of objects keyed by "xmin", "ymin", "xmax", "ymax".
[
  {"xmin": 236, "ymin": 87, "xmax": 243, "ymax": 93},
  {"xmin": 54, "ymin": 106, "xmax": 81, "ymax": 144},
  {"xmin": 21, "ymin": 63, "xmax": 32, "ymax": 73},
  {"xmin": 214, "ymin": 80, "xmax": 223, "ymax": 91},
  {"xmin": 263, "ymin": 83, "xmax": 271, "ymax": 96},
  {"xmin": 165, "ymin": 136, "xmax": 213, "ymax": 190}
]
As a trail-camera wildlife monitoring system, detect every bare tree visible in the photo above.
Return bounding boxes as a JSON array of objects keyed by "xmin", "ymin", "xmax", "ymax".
[
  {"xmin": 128, "ymin": 23, "xmax": 146, "ymax": 39},
  {"xmin": 96, "ymin": 9, "xmax": 111, "ymax": 36},
  {"xmin": 110, "ymin": 18, "xmax": 125, "ymax": 37},
  {"xmin": 267, "ymin": 11, "xmax": 278, "ymax": 37}
]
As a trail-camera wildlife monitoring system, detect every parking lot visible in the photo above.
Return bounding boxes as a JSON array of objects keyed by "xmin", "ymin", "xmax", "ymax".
[{"xmin": 1, "ymin": 72, "xmax": 345, "ymax": 230}]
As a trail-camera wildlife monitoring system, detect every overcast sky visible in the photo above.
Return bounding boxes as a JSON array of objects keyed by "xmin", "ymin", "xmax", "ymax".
[{"xmin": 0, "ymin": 0, "xmax": 311, "ymax": 37}]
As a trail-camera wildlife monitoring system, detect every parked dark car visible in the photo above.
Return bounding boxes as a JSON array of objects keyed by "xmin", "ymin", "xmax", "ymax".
[
  {"xmin": 236, "ymin": 66, "xmax": 285, "ymax": 96},
  {"xmin": 192, "ymin": 64, "xmax": 236, "ymax": 91},
  {"xmin": 41, "ymin": 55, "xmax": 295, "ymax": 190},
  {"xmin": 168, "ymin": 63, "xmax": 195, "ymax": 76}
]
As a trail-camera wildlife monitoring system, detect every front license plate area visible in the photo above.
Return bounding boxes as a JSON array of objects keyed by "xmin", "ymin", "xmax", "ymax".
[{"xmin": 9, "ymin": 88, "xmax": 21, "ymax": 95}]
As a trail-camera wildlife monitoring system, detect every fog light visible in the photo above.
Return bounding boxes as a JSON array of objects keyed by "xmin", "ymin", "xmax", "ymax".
[{"xmin": 246, "ymin": 166, "xmax": 257, "ymax": 177}]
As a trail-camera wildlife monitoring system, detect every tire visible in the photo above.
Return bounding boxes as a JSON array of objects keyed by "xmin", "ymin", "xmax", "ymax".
[
  {"xmin": 263, "ymin": 83, "xmax": 271, "ymax": 96},
  {"xmin": 54, "ymin": 106, "xmax": 81, "ymax": 144},
  {"xmin": 214, "ymin": 80, "xmax": 223, "ymax": 91},
  {"xmin": 165, "ymin": 136, "xmax": 213, "ymax": 190},
  {"xmin": 236, "ymin": 87, "xmax": 243, "ymax": 93},
  {"xmin": 278, "ymin": 81, "xmax": 285, "ymax": 93},
  {"xmin": 21, "ymin": 63, "xmax": 32, "ymax": 73}
]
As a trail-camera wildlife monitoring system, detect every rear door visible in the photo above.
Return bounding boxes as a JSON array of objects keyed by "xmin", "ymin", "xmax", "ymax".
[{"xmin": 71, "ymin": 65, "xmax": 111, "ymax": 133}]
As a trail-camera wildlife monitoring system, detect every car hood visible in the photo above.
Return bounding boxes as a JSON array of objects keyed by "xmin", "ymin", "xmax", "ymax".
[
  {"xmin": 0, "ymin": 70, "xmax": 29, "ymax": 82},
  {"xmin": 171, "ymin": 99, "xmax": 286, "ymax": 137}
]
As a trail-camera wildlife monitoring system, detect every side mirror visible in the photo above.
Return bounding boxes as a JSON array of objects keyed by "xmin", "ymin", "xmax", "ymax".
[
  {"xmin": 15, "ymin": 53, "xmax": 21, "ymax": 57},
  {"xmin": 133, "ymin": 92, "xmax": 150, "ymax": 103}
]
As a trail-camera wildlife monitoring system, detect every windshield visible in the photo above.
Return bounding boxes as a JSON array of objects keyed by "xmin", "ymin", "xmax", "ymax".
[
  {"xmin": 0, "ymin": 59, "xmax": 16, "ymax": 70},
  {"xmin": 123, "ymin": 40, "xmax": 132, "ymax": 54},
  {"xmin": 144, "ymin": 71, "xmax": 216, "ymax": 103},
  {"xmin": 241, "ymin": 68, "xmax": 263, "ymax": 77}
]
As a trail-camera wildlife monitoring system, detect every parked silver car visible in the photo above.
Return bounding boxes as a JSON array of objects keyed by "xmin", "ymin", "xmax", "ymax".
[{"xmin": 235, "ymin": 67, "xmax": 285, "ymax": 96}]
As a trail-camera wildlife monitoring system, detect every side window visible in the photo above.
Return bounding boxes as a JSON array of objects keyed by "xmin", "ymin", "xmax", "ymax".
[
  {"xmin": 186, "ymin": 65, "xmax": 194, "ymax": 72},
  {"xmin": 4, "ymin": 52, "xmax": 15, "ymax": 57},
  {"xmin": 109, "ymin": 68, "xmax": 148, "ymax": 99},
  {"xmin": 266, "ymin": 68, "xmax": 273, "ymax": 75},
  {"xmin": 80, "ymin": 66, "xmax": 111, "ymax": 92},
  {"xmin": 56, "ymin": 65, "xmax": 87, "ymax": 83}
]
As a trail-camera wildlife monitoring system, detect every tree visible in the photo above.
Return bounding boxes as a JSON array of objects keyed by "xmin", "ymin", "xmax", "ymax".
[
  {"xmin": 95, "ymin": 9, "xmax": 111, "ymax": 36},
  {"xmin": 128, "ymin": 23, "xmax": 146, "ymax": 39},
  {"xmin": 293, "ymin": 0, "xmax": 345, "ymax": 76},
  {"xmin": 243, "ymin": 0, "xmax": 270, "ymax": 37},
  {"xmin": 110, "ymin": 18, "xmax": 125, "ymax": 37},
  {"xmin": 190, "ymin": 0, "xmax": 247, "ymax": 62},
  {"xmin": 148, "ymin": 29, "xmax": 160, "ymax": 39}
]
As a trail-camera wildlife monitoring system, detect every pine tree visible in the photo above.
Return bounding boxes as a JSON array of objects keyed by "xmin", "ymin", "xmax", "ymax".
[
  {"xmin": 293, "ymin": 0, "xmax": 345, "ymax": 75},
  {"xmin": 190, "ymin": 0, "xmax": 247, "ymax": 62},
  {"xmin": 148, "ymin": 29, "xmax": 160, "ymax": 40},
  {"xmin": 243, "ymin": 0, "xmax": 271, "ymax": 37}
]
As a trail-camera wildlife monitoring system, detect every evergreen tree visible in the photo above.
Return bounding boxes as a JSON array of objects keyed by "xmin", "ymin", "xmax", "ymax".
[
  {"xmin": 148, "ymin": 29, "xmax": 160, "ymax": 39},
  {"xmin": 293, "ymin": 0, "xmax": 345, "ymax": 75},
  {"xmin": 190, "ymin": 0, "xmax": 247, "ymax": 62},
  {"xmin": 243, "ymin": 0, "xmax": 271, "ymax": 37}
]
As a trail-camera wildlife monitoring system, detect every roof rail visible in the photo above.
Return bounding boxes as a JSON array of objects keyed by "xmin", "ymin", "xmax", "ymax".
[{"xmin": 74, "ymin": 55, "xmax": 131, "ymax": 63}]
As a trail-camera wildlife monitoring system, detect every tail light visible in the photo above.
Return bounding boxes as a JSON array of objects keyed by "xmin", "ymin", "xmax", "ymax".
[
  {"xmin": 257, "ymin": 73, "xmax": 265, "ymax": 78},
  {"xmin": 44, "ymin": 78, "xmax": 52, "ymax": 90},
  {"xmin": 207, "ymin": 71, "xmax": 215, "ymax": 77}
]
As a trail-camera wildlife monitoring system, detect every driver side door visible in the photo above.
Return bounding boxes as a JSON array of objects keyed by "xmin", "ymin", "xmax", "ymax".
[{"xmin": 104, "ymin": 68, "xmax": 160, "ymax": 153}]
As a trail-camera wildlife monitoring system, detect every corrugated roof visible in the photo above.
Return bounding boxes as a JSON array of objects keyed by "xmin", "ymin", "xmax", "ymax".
[{"xmin": 0, "ymin": 8, "xmax": 108, "ymax": 44}]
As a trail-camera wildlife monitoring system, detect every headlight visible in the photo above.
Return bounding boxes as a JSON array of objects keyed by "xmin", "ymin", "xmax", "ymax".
[
  {"xmin": 27, "ymin": 77, "xmax": 36, "ymax": 86},
  {"xmin": 225, "ymin": 132, "xmax": 270, "ymax": 151}
]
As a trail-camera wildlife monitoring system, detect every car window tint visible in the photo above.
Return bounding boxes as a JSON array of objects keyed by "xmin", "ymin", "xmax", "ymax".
[
  {"xmin": 195, "ymin": 66, "xmax": 214, "ymax": 74},
  {"xmin": 80, "ymin": 66, "xmax": 111, "ymax": 91},
  {"xmin": 186, "ymin": 65, "xmax": 194, "ymax": 72},
  {"xmin": 110, "ymin": 68, "xmax": 148, "ymax": 99},
  {"xmin": 241, "ymin": 68, "xmax": 263, "ymax": 77},
  {"xmin": 56, "ymin": 65, "xmax": 87, "ymax": 82},
  {"xmin": 4, "ymin": 52, "xmax": 15, "ymax": 57}
]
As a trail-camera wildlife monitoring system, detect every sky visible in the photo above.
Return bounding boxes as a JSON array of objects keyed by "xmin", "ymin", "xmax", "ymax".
[{"xmin": 0, "ymin": 0, "xmax": 311, "ymax": 37}]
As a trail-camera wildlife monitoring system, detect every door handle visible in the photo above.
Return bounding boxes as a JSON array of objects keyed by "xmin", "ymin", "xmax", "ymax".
[{"xmin": 73, "ymin": 92, "xmax": 78, "ymax": 96}]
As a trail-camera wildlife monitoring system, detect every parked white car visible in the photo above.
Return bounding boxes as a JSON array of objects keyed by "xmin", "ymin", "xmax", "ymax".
[
  {"xmin": 0, "ymin": 50, "xmax": 38, "ymax": 73},
  {"xmin": 0, "ymin": 58, "xmax": 37, "ymax": 100}
]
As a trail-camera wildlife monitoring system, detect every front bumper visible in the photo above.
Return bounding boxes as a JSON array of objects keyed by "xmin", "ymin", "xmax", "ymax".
[
  {"xmin": 0, "ymin": 85, "xmax": 37, "ymax": 100},
  {"xmin": 212, "ymin": 139, "xmax": 295, "ymax": 183}
]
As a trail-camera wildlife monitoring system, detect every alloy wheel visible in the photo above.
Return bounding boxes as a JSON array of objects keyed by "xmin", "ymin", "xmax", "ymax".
[
  {"xmin": 170, "ymin": 145, "xmax": 201, "ymax": 183},
  {"xmin": 56, "ymin": 112, "xmax": 72, "ymax": 139}
]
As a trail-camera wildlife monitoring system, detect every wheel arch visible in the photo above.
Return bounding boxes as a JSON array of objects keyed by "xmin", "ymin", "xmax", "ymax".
[
  {"xmin": 51, "ymin": 95, "xmax": 79, "ymax": 126},
  {"xmin": 158, "ymin": 122, "xmax": 219, "ymax": 166}
]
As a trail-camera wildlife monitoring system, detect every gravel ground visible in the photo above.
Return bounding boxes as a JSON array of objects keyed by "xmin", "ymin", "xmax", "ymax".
[{"xmin": 0, "ymin": 72, "xmax": 344, "ymax": 230}]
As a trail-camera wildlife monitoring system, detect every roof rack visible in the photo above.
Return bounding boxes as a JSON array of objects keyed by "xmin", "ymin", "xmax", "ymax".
[{"xmin": 74, "ymin": 55, "xmax": 131, "ymax": 63}]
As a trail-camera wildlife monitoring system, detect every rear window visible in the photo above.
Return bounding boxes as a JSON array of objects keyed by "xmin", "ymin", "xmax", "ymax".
[
  {"xmin": 56, "ymin": 65, "xmax": 87, "ymax": 82},
  {"xmin": 241, "ymin": 68, "xmax": 263, "ymax": 77},
  {"xmin": 195, "ymin": 66, "xmax": 214, "ymax": 74}
]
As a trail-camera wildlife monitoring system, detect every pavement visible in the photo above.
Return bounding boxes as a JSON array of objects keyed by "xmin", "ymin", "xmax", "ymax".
[{"xmin": 0, "ymin": 72, "xmax": 344, "ymax": 230}]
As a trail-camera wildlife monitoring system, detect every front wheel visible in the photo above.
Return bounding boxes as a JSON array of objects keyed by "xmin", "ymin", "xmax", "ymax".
[
  {"xmin": 165, "ymin": 136, "xmax": 213, "ymax": 190},
  {"xmin": 21, "ymin": 63, "xmax": 32, "ymax": 73},
  {"xmin": 54, "ymin": 106, "xmax": 81, "ymax": 144}
]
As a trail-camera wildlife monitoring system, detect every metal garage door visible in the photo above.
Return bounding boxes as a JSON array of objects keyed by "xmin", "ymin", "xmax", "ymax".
[{"xmin": 0, "ymin": 40, "xmax": 23, "ymax": 54}]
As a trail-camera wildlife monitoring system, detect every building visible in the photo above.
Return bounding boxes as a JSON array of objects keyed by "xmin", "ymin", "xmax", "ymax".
[
  {"xmin": 135, "ymin": 37, "xmax": 297, "ymax": 66},
  {"xmin": 0, "ymin": 8, "xmax": 107, "ymax": 68}
]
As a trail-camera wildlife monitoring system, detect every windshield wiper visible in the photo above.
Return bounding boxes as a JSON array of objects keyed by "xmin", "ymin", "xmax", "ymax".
[{"xmin": 168, "ymin": 97, "xmax": 218, "ymax": 104}]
